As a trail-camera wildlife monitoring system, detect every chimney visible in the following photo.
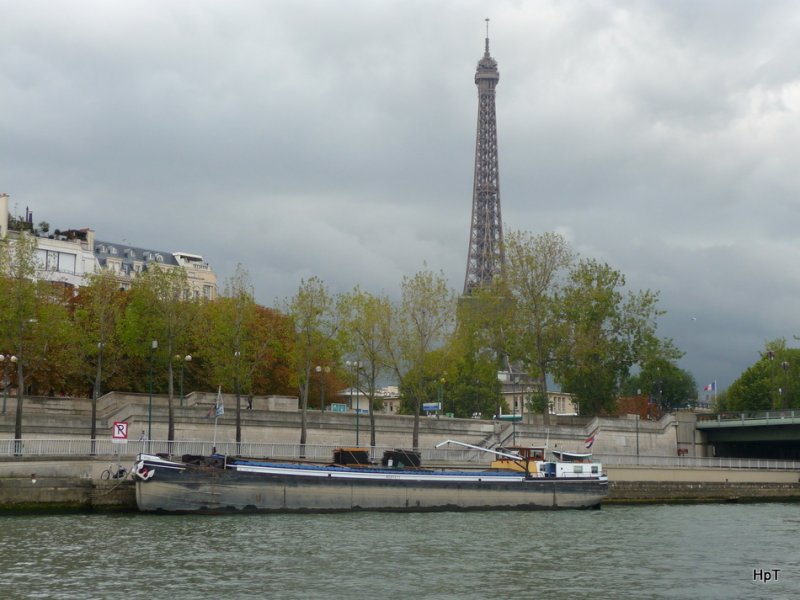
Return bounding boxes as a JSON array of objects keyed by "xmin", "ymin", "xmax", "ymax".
[
  {"xmin": 0, "ymin": 193, "xmax": 8, "ymax": 238},
  {"xmin": 84, "ymin": 228, "xmax": 95, "ymax": 252}
]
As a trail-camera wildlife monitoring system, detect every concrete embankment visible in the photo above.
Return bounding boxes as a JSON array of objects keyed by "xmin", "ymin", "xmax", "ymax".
[
  {"xmin": 0, "ymin": 457, "xmax": 135, "ymax": 513},
  {"xmin": 0, "ymin": 477, "xmax": 135, "ymax": 513},
  {"xmin": 1, "ymin": 460, "xmax": 799, "ymax": 513},
  {"xmin": 605, "ymin": 465, "xmax": 800, "ymax": 504}
]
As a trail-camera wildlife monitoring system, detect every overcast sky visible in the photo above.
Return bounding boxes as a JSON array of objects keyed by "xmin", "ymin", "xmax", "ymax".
[{"xmin": 3, "ymin": 0, "xmax": 800, "ymax": 395}]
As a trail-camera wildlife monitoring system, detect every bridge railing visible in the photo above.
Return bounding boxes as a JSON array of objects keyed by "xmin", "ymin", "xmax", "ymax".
[{"xmin": 697, "ymin": 410, "xmax": 800, "ymax": 424}]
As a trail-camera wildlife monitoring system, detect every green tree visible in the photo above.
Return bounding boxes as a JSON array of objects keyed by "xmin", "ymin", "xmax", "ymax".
[
  {"xmin": 443, "ymin": 348, "xmax": 501, "ymax": 419},
  {"xmin": 0, "ymin": 233, "xmax": 73, "ymax": 448},
  {"xmin": 554, "ymin": 259, "xmax": 676, "ymax": 415},
  {"xmin": 73, "ymin": 271, "xmax": 127, "ymax": 447},
  {"xmin": 447, "ymin": 284, "xmax": 507, "ymax": 419},
  {"xmin": 339, "ymin": 287, "xmax": 391, "ymax": 446},
  {"xmin": 123, "ymin": 266, "xmax": 196, "ymax": 442},
  {"xmin": 723, "ymin": 340, "xmax": 800, "ymax": 411},
  {"xmin": 504, "ymin": 230, "xmax": 575, "ymax": 423},
  {"xmin": 382, "ymin": 268, "xmax": 455, "ymax": 449},
  {"xmin": 287, "ymin": 277, "xmax": 339, "ymax": 448},
  {"xmin": 201, "ymin": 264, "xmax": 259, "ymax": 444},
  {"xmin": 621, "ymin": 358, "xmax": 698, "ymax": 412}
]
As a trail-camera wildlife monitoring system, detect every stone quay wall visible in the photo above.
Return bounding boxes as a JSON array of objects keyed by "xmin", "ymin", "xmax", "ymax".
[{"xmin": 0, "ymin": 391, "xmax": 684, "ymax": 457}]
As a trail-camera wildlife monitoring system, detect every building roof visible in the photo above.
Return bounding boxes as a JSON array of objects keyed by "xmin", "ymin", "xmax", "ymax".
[{"xmin": 94, "ymin": 239, "xmax": 181, "ymax": 276}]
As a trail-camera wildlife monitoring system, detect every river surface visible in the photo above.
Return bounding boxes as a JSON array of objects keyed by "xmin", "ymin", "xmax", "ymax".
[{"xmin": 1, "ymin": 503, "xmax": 798, "ymax": 599}]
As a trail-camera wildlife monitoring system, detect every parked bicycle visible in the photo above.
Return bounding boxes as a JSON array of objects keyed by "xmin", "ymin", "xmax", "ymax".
[{"xmin": 100, "ymin": 463, "xmax": 128, "ymax": 480}]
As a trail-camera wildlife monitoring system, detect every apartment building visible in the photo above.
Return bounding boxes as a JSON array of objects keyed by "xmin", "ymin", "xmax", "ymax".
[{"xmin": 1, "ymin": 194, "xmax": 217, "ymax": 299}]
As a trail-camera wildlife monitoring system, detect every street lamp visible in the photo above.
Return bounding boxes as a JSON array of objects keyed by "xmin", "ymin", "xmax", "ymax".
[
  {"xmin": 91, "ymin": 342, "xmax": 104, "ymax": 455},
  {"xmin": 148, "ymin": 340, "xmax": 158, "ymax": 447},
  {"xmin": 177, "ymin": 354, "xmax": 192, "ymax": 407},
  {"xmin": 1, "ymin": 354, "xmax": 18, "ymax": 414},
  {"xmin": 346, "ymin": 360, "xmax": 361, "ymax": 446},
  {"xmin": 315, "ymin": 365, "xmax": 330, "ymax": 412},
  {"xmin": 234, "ymin": 350, "xmax": 242, "ymax": 445},
  {"xmin": 780, "ymin": 361, "xmax": 790, "ymax": 409}
]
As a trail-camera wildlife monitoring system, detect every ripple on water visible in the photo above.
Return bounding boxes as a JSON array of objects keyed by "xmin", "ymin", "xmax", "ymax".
[{"xmin": 1, "ymin": 505, "xmax": 799, "ymax": 600}]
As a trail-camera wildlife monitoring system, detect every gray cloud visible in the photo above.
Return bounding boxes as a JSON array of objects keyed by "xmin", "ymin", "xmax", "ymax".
[{"xmin": 2, "ymin": 0, "xmax": 799, "ymax": 393}]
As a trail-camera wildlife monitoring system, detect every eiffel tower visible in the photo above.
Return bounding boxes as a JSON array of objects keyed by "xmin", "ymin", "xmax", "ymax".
[{"xmin": 463, "ymin": 19, "xmax": 505, "ymax": 295}]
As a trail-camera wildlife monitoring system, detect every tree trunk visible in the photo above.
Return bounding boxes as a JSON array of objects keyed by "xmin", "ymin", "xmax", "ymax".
[{"xmin": 299, "ymin": 366, "xmax": 309, "ymax": 447}]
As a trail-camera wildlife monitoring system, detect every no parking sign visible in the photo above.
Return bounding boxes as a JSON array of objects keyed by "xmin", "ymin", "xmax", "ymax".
[{"xmin": 112, "ymin": 421, "xmax": 128, "ymax": 444}]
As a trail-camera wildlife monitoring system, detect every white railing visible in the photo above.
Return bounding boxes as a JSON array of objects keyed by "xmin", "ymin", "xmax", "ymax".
[
  {"xmin": 697, "ymin": 410, "xmax": 800, "ymax": 426},
  {"xmin": 0, "ymin": 438, "xmax": 489, "ymax": 465},
  {"xmin": 594, "ymin": 452, "xmax": 800, "ymax": 471},
  {"xmin": 1, "ymin": 438, "xmax": 799, "ymax": 471}
]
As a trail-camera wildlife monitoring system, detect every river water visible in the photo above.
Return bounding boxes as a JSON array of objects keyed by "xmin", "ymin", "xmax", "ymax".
[{"xmin": 1, "ymin": 503, "xmax": 797, "ymax": 599}]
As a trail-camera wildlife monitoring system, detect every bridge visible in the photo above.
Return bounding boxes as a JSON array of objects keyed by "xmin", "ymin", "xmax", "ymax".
[{"xmin": 696, "ymin": 410, "xmax": 800, "ymax": 460}]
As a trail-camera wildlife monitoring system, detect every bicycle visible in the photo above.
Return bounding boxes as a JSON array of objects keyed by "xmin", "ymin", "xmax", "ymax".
[{"xmin": 100, "ymin": 463, "xmax": 128, "ymax": 480}]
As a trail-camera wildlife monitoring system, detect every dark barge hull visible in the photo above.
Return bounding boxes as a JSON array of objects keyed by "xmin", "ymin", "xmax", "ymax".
[{"xmin": 135, "ymin": 460, "xmax": 608, "ymax": 514}]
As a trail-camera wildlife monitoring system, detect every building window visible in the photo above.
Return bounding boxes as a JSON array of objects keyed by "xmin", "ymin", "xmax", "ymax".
[{"xmin": 46, "ymin": 251, "xmax": 58, "ymax": 271}]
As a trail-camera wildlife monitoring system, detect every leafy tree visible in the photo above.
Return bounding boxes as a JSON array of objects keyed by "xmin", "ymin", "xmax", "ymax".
[
  {"xmin": 204, "ymin": 264, "xmax": 258, "ymax": 444},
  {"xmin": 504, "ymin": 230, "xmax": 575, "ymax": 423},
  {"xmin": 621, "ymin": 358, "xmax": 698, "ymax": 412},
  {"xmin": 73, "ymin": 271, "xmax": 127, "ymax": 446},
  {"xmin": 442, "ymin": 348, "xmax": 502, "ymax": 418},
  {"xmin": 382, "ymin": 268, "xmax": 455, "ymax": 449},
  {"xmin": 723, "ymin": 340, "xmax": 800, "ymax": 411},
  {"xmin": 123, "ymin": 266, "xmax": 196, "ymax": 442},
  {"xmin": 339, "ymin": 287, "xmax": 391, "ymax": 446},
  {"xmin": 446, "ymin": 285, "xmax": 508, "ymax": 419},
  {"xmin": 287, "ymin": 277, "xmax": 339, "ymax": 447},
  {"xmin": 0, "ymin": 233, "xmax": 72, "ymax": 448},
  {"xmin": 247, "ymin": 305, "xmax": 295, "ymax": 396},
  {"xmin": 554, "ymin": 259, "xmax": 676, "ymax": 415}
]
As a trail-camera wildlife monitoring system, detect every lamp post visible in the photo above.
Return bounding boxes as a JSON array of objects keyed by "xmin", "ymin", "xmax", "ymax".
[
  {"xmin": 1, "ymin": 354, "xmax": 18, "ymax": 415},
  {"xmin": 177, "ymin": 354, "xmax": 192, "ymax": 407},
  {"xmin": 780, "ymin": 361, "xmax": 790, "ymax": 409},
  {"xmin": 13, "ymin": 319, "xmax": 37, "ymax": 455},
  {"xmin": 91, "ymin": 342, "xmax": 103, "ymax": 455},
  {"xmin": 315, "ymin": 365, "xmax": 330, "ymax": 412},
  {"xmin": 346, "ymin": 360, "xmax": 361, "ymax": 446},
  {"xmin": 234, "ymin": 350, "xmax": 242, "ymax": 445},
  {"xmin": 148, "ymin": 340, "xmax": 158, "ymax": 448}
]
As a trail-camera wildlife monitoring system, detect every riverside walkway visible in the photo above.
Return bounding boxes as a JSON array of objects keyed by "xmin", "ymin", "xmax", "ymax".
[
  {"xmin": 2, "ymin": 437, "xmax": 800, "ymax": 471},
  {"xmin": 1, "ymin": 438, "xmax": 799, "ymax": 511}
]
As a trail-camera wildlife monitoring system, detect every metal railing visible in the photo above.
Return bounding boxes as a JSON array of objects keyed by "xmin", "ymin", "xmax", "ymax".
[
  {"xmin": 0, "ymin": 438, "xmax": 490, "ymax": 466},
  {"xmin": 697, "ymin": 410, "xmax": 800, "ymax": 425},
  {"xmin": 594, "ymin": 452, "xmax": 800, "ymax": 470},
  {"xmin": 1, "ymin": 438, "xmax": 798, "ymax": 471}
]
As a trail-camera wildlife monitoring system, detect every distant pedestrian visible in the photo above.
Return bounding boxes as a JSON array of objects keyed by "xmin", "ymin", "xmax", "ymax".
[
  {"xmin": 247, "ymin": 395, "xmax": 253, "ymax": 410},
  {"xmin": 139, "ymin": 430, "xmax": 148, "ymax": 442}
]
